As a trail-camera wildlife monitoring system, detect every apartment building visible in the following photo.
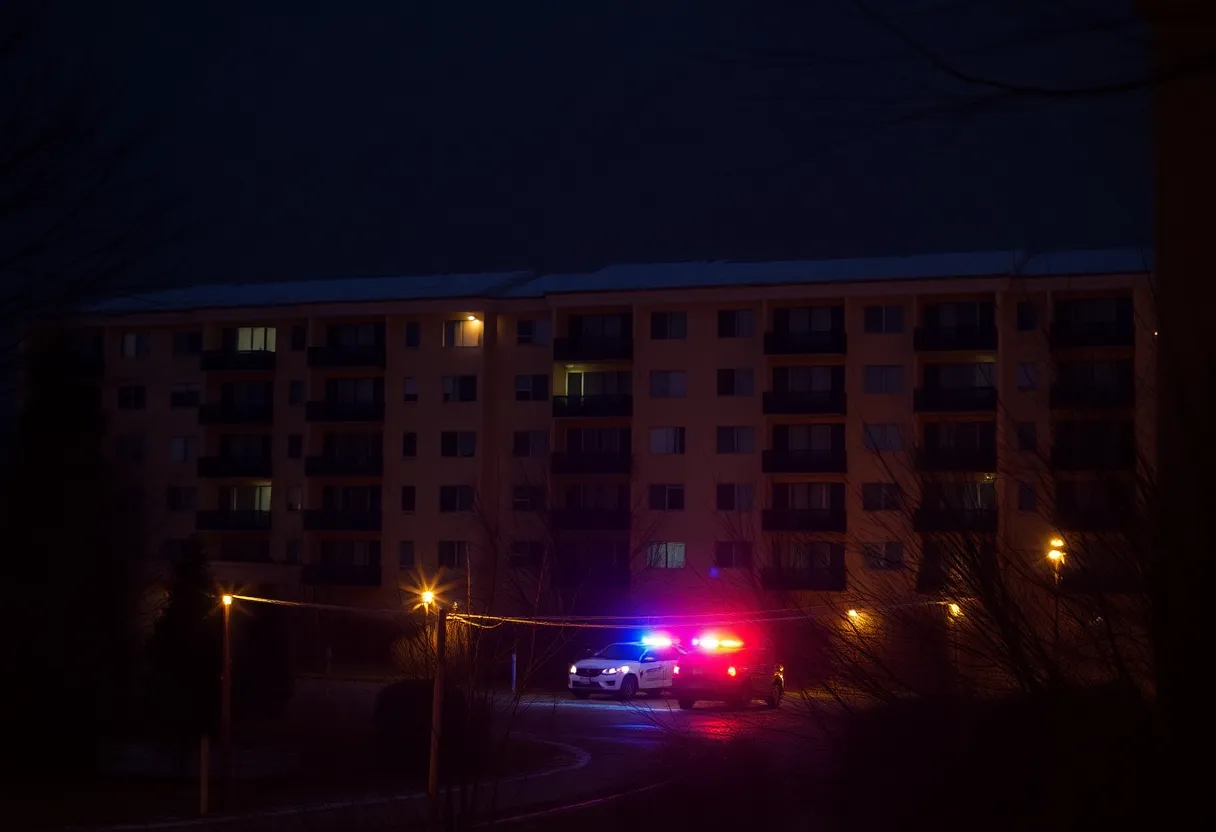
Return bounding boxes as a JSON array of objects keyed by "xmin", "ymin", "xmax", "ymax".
[{"xmin": 68, "ymin": 250, "xmax": 1156, "ymax": 620}]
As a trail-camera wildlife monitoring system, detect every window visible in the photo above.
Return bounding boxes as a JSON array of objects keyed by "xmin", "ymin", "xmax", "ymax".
[
  {"xmin": 398, "ymin": 541, "xmax": 416, "ymax": 569},
  {"xmin": 863, "ymin": 424, "xmax": 903, "ymax": 451},
  {"xmin": 783, "ymin": 306, "xmax": 838, "ymax": 332},
  {"xmin": 774, "ymin": 365, "xmax": 840, "ymax": 394},
  {"xmin": 172, "ymin": 331, "xmax": 202, "ymax": 356},
  {"xmin": 1018, "ymin": 482, "xmax": 1037, "ymax": 512},
  {"xmin": 773, "ymin": 482, "xmax": 843, "ymax": 510},
  {"xmin": 565, "ymin": 427, "xmax": 629, "ymax": 454},
  {"xmin": 510, "ymin": 540, "xmax": 544, "ymax": 568},
  {"xmin": 285, "ymin": 539, "xmax": 301, "ymax": 564},
  {"xmin": 515, "ymin": 374, "xmax": 550, "ymax": 402},
  {"xmin": 321, "ymin": 485, "xmax": 381, "ymax": 511},
  {"xmin": 288, "ymin": 380, "xmax": 305, "ymax": 405},
  {"xmin": 650, "ymin": 311, "xmax": 687, "ymax": 339},
  {"xmin": 931, "ymin": 362, "xmax": 995, "ymax": 389},
  {"xmin": 566, "ymin": 482, "xmax": 628, "ymax": 510},
  {"xmin": 716, "ymin": 483, "xmax": 755, "ymax": 511},
  {"xmin": 117, "ymin": 385, "xmax": 146, "ymax": 410},
  {"xmin": 714, "ymin": 542, "xmax": 752, "ymax": 568},
  {"xmin": 291, "ymin": 326, "xmax": 306, "ymax": 350},
  {"xmin": 565, "ymin": 370, "xmax": 631, "ymax": 397},
  {"xmin": 166, "ymin": 487, "xmax": 196, "ymax": 511},
  {"xmin": 220, "ymin": 485, "xmax": 271, "ymax": 512},
  {"xmin": 439, "ymin": 485, "xmax": 475, "ymax": 512},
  {"xmin": 512, "ymin": 486, "xmax": 546, "ymax": 511},
  {"xmin": 325, "ymin": 377, "xmax": 382, "ymax": 404},
  {"xmin": 512, "ymin": 430, "xmax": 548, "ymax": 458},
  {"xmin": 402, "ymin": 378, "xmax": 419, "ymax": 403},
  {"xmin": 116, "ymin": 435, "xmax": 144, "ymax": 461},
  {"xmin": 235, "ymin": 327, "xmax": 276, "ymax": 352},
  {"xmin": 440, "ymin": 431, "xmax": 476, "ymax": 457},
  {"xmin": 402, "ymin": 432, "xmax": 418, "ymax": 458},
  {"xmin": 438, "ymin": 541, "xmax": 469, "ymax": 569},
  {"xmin": 862, "ymin": 542, "xmax": 905, "ymax": 570},
  {"xmin": 287, "ymin": 434, "xmax": 303, "ymax": 458},
  {"xmin": 286, "ymin": 487, "xmax": 302, "ymax": 511},
  {"xmin": 443, "ymin": 319, "xmax": 481, "ymax": 348},
  {"xmin": 716, "ymin": 426, "xmax": 756, "ymax": 454},
  {"xmin": 649, "ymin": 427, "xmax": 686, "ymax": 454},
  {"xmin": 863, "ymin": 365, "xmax": 905, "ymax": 394},
  {"xmin": 717, "ymin": 368, "xmax": 754, "ymax": 397},
  {"xmin": 404, "ymin": 321, "xmax": 421, "ymax": 348},
  {"xmin": 861, "ymin": 483, "xmax": 901, "ymax": 511},
  {"xmin": 718, "ymin": 309, "xmax": 756, "ymax": 338},
  {"xmin": 863, "ymin": 305, "xmax": 905, "ymax": 334},
  {"xmin": 645, "ymin": 542, "xmax": 686, "ymax": 569},
  {"xmin": 442, "ymin": 375, "xmax": 478, "ymax": 402},
  {"xmin": 649, "ymin": 370, "xmax": 687, "ymax": 398},
  {"xmin": 121, "ymin": 332, "xmax": 150, "ymax": 357},
  {"xmin": 1017, "ymin": 363, "xmax": 1038, "ymax": 390},
  {"xmin": 169, "ymin": 383, "xmax": 200, "ymax": 408},
  {"xmin": 787, "ymin": 541, "xmax": 841, "ymax": 571},
  {"xmin": 773, "ymin": 423, "xmax": 841, "ymax": 452},
  {"xmin": 328, "ymin": 322, "xmax": 381, "ymax": 347},
  {"xmin": 516, "ymin": 318, "xmax": 551, "ymax": 345},
  {"xmin": 1017, "ymin": 422, "xmax": 1037, "ymax": 452},
  {"xmin": 1016, "ymin": 301, "xmax": 1037, "ymax": 331},
  {"xmin": 169, "ymin": 436, "xmax": 198, "ymax": 463},
  {"xmin": 319, "ymin": 539, "xmax": 379, "ymax": 566},
  {"xmin": 648, "ymin": 484, "xmax": 685, "ymax": 511},
  {"xmin": 398, "ymin": 486, "xmax": 416, "ymax": 512}
]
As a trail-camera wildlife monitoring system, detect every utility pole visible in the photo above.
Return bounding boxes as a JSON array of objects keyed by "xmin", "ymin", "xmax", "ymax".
[{"xmin": 428, "ymin": 604, "xmax": 448, "ymax": 831}]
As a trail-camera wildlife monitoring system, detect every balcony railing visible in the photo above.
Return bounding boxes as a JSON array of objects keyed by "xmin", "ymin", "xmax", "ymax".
[
  {"xmin": 913, "ymin": 507, "xmax": 999, "ymax": 533},
  {"xmin": 762, "ymin": 390, "xmax": 847, "ymax": 415},
  {"xmin": 305, "ymin": 400, "xmax": 385, "ymax": 422},
  {"xmin": 1054, "ymin": 504, "xmax": 1131, "ymax": 533},
  {"xmin": 760, "ymin": 566, "xmax": 847, "ymax": 591},
  {"xmin": 761, "ymin": 508, "xmax": 847, "ymax": 533},
  {"xmin": 304, "ymin": 455, "xmax": 384, "ymax": 476},
  {"xmin": 306, "ymin": 344, "xmax": 387, "ymax": 369},
  {"xmin": 914, "ymin": 446, "xmax": 998, "ymax": 472},
  {"xmin": 196, "ymin": 510, "xmax": 272, "ymax": 531},
  {"xmin": 197, "ymin": 456, "xmax": 272, "ymax": 478},
  {"xmin": 1049, "ymin": 383, "xmax": 1135, "ymax": 410},
  {"xmin": 552, "ymin": 508, "xmax": 631, "ymax": 531},
  {"xmin": 913, "ymin": 386, "xmax": 997, "ymax": 413},
  {"xmin": 763, "ymin": 330, "xmax": 847, "ymax": 356},
  {"xmin": 303, "ymin": 509, "xmax": 382, "ymax": 531},
  {"xmin": 913, "ymin": 326, "xmax": 997, "ymax": 352},
  {"xmin": 553, "ymin": 336, "xmax": 633, "ymax": 362},
  {"xmin": 550, "ymin": 451, "xmax": 632, "ymax": 475},
  {"xmin": 761, "ymin": 449, "xmax": 847, "ymax": 474},
  {"xmin": 200, "ymin": 350, "xmax": 276, "ymax": 372},
  {"xmin": 552, "ymin": 394, "xmax": 633, "ymax": 419},
  {"xmin": 303, "ymin": 561, "xmax": 382, "ymax": 587},
  {"xmin": 1050, "ymin": 444, "xmax": 1135, "ymax": 471},
  {"xmin": 198, "ymin": 402, "xmax": 274, "ymax": 425},
  {"xmin": 1049, "ymin": 320, "xmax": 1135, "ymax": 349}
]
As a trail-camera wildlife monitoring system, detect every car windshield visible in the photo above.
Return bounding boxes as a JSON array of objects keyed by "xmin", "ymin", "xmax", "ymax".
[{"xmin": 594, "ymin": 643, "xmax": 646, "ymax": 661}]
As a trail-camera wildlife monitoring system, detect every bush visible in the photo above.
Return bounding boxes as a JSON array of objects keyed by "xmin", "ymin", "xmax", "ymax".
[{"xmin": 373, "ymin": 680, "xmax": 473, "ymax": 775}]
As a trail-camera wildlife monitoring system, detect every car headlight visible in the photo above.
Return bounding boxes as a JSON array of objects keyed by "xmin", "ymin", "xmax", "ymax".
[
  {"xmin": 569, "ymin": 665, "xmax": 578, "ymax": 674},
  {"xmin": 603, "ymin": 667, "xmax": 617, "ymax": 675}
]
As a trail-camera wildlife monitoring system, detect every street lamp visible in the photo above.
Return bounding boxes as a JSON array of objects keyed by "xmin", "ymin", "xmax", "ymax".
[
  {"xmin": 420, "ymin": 589, "xmax": 435, "ymax": 606},
  {"xmin": 219, "ymin": 594, "xmax": 233, "ymax": 789},
  {"xmin": 1047, "ymin": 538, "xmax": 1066, "ymax": 655},
  {"xmin": 420, "ymin": 589, "xmax": 448, "ymax": 829}
]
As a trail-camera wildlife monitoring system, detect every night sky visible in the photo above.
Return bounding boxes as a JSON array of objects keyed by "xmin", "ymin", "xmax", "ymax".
[{"xmin": 52, "ymin": 0, "xmax": 1150, "ymax": 287}]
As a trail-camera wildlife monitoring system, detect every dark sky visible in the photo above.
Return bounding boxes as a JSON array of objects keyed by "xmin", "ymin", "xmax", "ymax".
[{"xmin": 52, "ymin": 0, "xmax": 1151, "ymax": 286}]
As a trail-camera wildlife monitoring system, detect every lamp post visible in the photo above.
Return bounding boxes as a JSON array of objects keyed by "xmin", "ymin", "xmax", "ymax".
[
  {"xmin": 1047, "ymin": 539, "xmax": 1065, "ymax": 655},
  {"xmin": 220, "ymin": 594, "xmax": 233, "ymax": 794},
  {"xmin": 423, "ymin": 591, "xmax": 447, "ymax": 831}
]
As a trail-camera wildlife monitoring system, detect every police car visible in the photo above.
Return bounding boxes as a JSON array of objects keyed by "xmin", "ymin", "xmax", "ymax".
[
  {"xmin": 568, "ymin": 636, "xmax": 685, "ymax": 700},
  {"xmin": 670, "ymin": 634, "xmax": 785, "ymax": 710}
]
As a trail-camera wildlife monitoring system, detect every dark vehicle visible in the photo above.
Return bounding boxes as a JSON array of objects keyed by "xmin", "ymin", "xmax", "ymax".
[{"xmin": 671, "ymin": 636, "xmax": 784, "ymax": 709}]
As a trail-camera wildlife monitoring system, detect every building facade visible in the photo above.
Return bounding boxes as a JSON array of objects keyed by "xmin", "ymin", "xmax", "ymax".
[{"xmin": 68, "ymin": 251, "xmax": 1156, "ymax": 625}]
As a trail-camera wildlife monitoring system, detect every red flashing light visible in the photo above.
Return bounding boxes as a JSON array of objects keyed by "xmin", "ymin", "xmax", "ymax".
[
  {"xmin": 694, "ymin": 634, "xmax": 744, "ymax": 650},
  {"xmin": 673, "ymin": 665, "xmax": 680, "ymax": 675},
  {"xmin": 727, "ymin": 666, "xmax": 737, "ymax": 677}
]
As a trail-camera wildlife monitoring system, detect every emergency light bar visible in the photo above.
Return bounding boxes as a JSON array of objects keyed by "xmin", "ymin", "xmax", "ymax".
[
  {"xmin": 691, "ymin": 636, "xmax": 743, "ymax": 650},
  {"xmin": 641, "ymin": 634, "xmax": 673, "ymax": 647}
]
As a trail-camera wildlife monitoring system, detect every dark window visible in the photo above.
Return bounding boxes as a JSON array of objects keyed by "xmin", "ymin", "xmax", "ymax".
[
  {"xmin": 288, "ymin": 380, "xmax": 305, "ymax": 405},
  {"xmin": 1018, "ymin": 482, "xmax": 1037, "ymax": 512},
  {"xmin": 862, "ymin": 542, "xmax": 905, "ymax": 570},
  {"xmin": 512, "ymin": 486, "xmax": 546, "ymax": 511},
  {"xmin": 1017, "ymin": 422, "xmax": 1037, "ymax": 452},
  {"xmin": 512, "ymin": 430, "xmax": 548, "ymax": 457},
  {"xmin": 401, "ymin": 486, "xmax": 416, "ymax": 512},
  {"xmin": 169, "ymin": 384, "xmax": 200, "ymax": 408},
  {"xmin": 716, "ymin": 483, "xmax": 754, "ymax": 511},
  {"xmin": 649, "ymin": 427, "xmax": 686, "ymax": 454},
  {"xmin": 1016, "ymin": 301, "xmax": 1037, "ymax": 332},
  {"xmin": 714, "ymin": 542, "xmax": 752, "ymax": 568},
  {"xmin": 443, "ymin": 375, "xmax": 478, "ymax": 402},
  {"xmin": 172, "ymin": 331, "xmax": 202, "ymax": 356},
  {"xmin": 404, "ymin": 321, "xmax": 421, "ymax": 348},
  {"xmin": 116, "ymin": 435, "xmax": 144, "ymax": 461},
  {"xmin": 716, "ymin": 426, "xmax": 756, "ymax": 454},
  {"xmin": 166, "ymin": 486, "xmax": 196, "ymax": 511},
  {"xmin": 402, "ymin": 432, "xmax": 418, "ymax": 458},
  {"xmin": 439, "ymin": 485, "xmax": 475, "ymax": 512},
  {"xmin": 515, "ymin": 374, "xmax": 550, "ymax": 402},
  {"xmin": 650, "ymin": 311, "xmax": 687, "ymax": 339},
  {"xmin": 403, "ymin": 378, "xmax": 419, "ymax": 402},
  {"xmin": 510, "ymin": 540, "xmax": 544, "ymax": 568},
  {"xmin": 863, "ymin": 305, "xmax": 905, "ymax": 334},
  {"xmin": 440, "ymin": 431, "xmax": 476, "ymax": 457},
  {"xmin": 861, "ymin": 483, "xmax": 901, "ymax": 511},
  {"xmin": 717, "ymin": 309, "xmax": 756, "ymax": 338},
  {"xmin": 438, "ymin": 540, "xmax": 469, "ymax": 569},
  {"xmin": 117, "ymin": 385, "xmax": 146, "ymax": 410},
  {"xmin": 717, "ymin": 368, "xmax": 755, "ymax": 397},
  {"xmin": 516, "ymin": 318, "xmax": 551, "ymax": 345},
  {"xmin": 398, "ymin": 541, "xmax": 415, "ymax": 568},
  {"xmin": 291, "ymin": 326, "xmax": 306, "ymax": 350},
  {"xmin": 648, "ymin": 484, "xmax": 685, "ymax": 511},
  {"xmin": 287, "ymin": 434, "xmax": 303, "ymax": 458}
]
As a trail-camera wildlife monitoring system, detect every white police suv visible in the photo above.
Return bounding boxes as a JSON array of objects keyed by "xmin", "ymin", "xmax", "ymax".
[{"xmin": 568, "ymin": 637, "xmax": 685, "ymax": 700}]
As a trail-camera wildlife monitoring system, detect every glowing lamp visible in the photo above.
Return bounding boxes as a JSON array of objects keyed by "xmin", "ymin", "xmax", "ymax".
[
  {"xmin": 727, "ymin": 666, "xmax": 737, "ymax": 677},
  {"xmin": 1047, "ymin": 549, "xmax": 1064, "ymax": 563},
  {"xmin": 421, "ymin": 590, "xmax": 435, "ymax": 605},
  {"xmin": 948, "ymin": 603, "xmax": 962, "ymax": 618},
  {"xmin": 1050, "ymin": 538, "xmax": 1065, "ymax": 549},
  {"xmin": 846, "ymin": 609, "xmax": 860, "ymax": 620},
  {"xmin": 221, "ymin": 594, "xmax": 233, "ymax": 607}
]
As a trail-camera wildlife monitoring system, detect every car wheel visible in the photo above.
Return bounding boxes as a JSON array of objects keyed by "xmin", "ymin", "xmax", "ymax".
[
  {"xmin": 678, "ymin": 699, "xmax": 696, "ymax": 710},
  {"xmin": 766, "ymin": 681, "xmax": 783, "ymax": 709},
  {"xmin": 617, "ymin": 675, "xmax": 639, "ymax": 700},
  {"xmin": 571, "ymin": 690, "xmax": 590, "ymax": 700}
]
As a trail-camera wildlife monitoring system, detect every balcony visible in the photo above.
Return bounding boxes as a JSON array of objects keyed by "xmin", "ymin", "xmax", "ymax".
[
  {"xmin": 197, "ymin": 456, "xmax": 272, "ymax": 478},
  {"xmin": 914, "ymin": 446, "xmax": 998, "ymax": 472},
  {"xmin": 550, "ymin": 451, "xmax": 632, "ymax": 475},
  {"xmin": 762, "ymin": 390, "xmax": 847, "ymax": 415},
  {"xmin": 199, "ymin": 402, "xmax": 274, "ymax": 425},
  {"xmin": 305, "ymin": 400, "xmax": 385, "ymax": 422},
  {"xmin": 552, "ymin": 508, "xmax": 631, "ymax": 531},
  {"xmin": 1050, "ymin": 444, "xmax": 1135, "ymax": 471},
  {"xmin": 1054, "ymin": 504, "xmax": 1131, "ymax": 533},
  {"xmin": 913, "ymin": 386, "xmax": 997, "ymax": 413},
  {"xmin": 1049, "ymin": 320, "xmax": 1135, "ymax": 349},
  {"xmin": 196, "ymin": 510, "xmax": 272, "ymax": 531},
  {"xmin": 913, "ymin": 326, "xmax": 997, "ymax": 352},
  {"xmin": 306, "ymin": 344, "xmax": 387, "ymax": 369},
  {"xmin": 200, "ymin": 350, "xmax": 276, "ymax": 372},
  {"xmin": 552, "ymin": 394, "xmax": 633, "ymax": 419},
  {"xmin": 303, "ymin": 509, "xmax": 382, "ymax": 531},
  {"xmin": 1049, "ymin": 383, "xmax": 1135, "ymax": 410},
  {"xmin": 760, "ymin": 566, "xmax": 846, "ymax": 592},
  {"xmin": 763, "ymin": 330, "xmax": 847, "ymax": 356},
  {"xmin": 761, "ymin": 449, "xmax": 847, "ymax": 474},
  {"xmin": 553, "ymin": 336, "xmax": 633, "ymax": 362},
  {"xmin": 913, "ymin": 507, "xmax": 999, "ymax": 533},
  {"xmin": 303, "ymin": 561, "xmax": 382, "ymax": 587},
  {"xmin": 761, "ymin": 508, "xmax": 847, "ymax": 533},
  {"xmin": 305, "ymin": 455, "xmax": 384, "ymax": 477}
]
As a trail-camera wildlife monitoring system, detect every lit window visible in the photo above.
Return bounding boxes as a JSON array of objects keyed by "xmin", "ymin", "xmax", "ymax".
[{"xmin": 645, "ymin": 542, "xmax": 686, "ymax": 569}]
